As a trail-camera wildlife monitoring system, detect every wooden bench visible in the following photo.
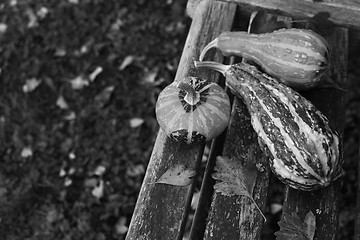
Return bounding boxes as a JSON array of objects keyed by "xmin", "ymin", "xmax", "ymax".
[{"xmin": 126, "ymin": 0, "xmax": 359, "ymax": 239}]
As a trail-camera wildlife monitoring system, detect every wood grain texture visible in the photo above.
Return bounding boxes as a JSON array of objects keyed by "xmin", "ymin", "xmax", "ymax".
[
  {"xmin": 125, "ymin": 1, "xmax": 236, "ymax": 239},
  {"xmin": 203, "ymin": 98, "xmax": 270, "ymax": 240},
  {"xmin": 356, "ymin": 129, "xmax": 360, "ymax": 240},
  {"xmin": 281, "ymin": 27, "xmax": 348, "ymax": 240},
  {"xmin": 200, "ymin": 12, "xmax": 293, "ymax": 240},
  {"xmin": 217, "ymin": 0, "xmax": 360, "ymax": 29}
]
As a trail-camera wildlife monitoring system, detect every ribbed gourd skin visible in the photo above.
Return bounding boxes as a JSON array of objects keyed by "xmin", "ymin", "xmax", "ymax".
[
  {"xmin": 225, "ymin": 63, "xmax": 342, "ymax": 191},
  {"xmin": 155, "ymin": 77, "xmax": 230, "ymax": 144},
  {"xmin": 201, "ymin": 28, "xmax": 329, "ymax": 89}
]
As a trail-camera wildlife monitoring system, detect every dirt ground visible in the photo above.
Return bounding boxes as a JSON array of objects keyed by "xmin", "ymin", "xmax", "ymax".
[{"xmin": 0, "ymin": 1, "xmax": 359, "ymax": 239}]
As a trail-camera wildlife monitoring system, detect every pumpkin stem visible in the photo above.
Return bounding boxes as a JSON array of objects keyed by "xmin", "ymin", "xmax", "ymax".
[
  {"xmin": 199, "ymin": 38, "xmax": 218, "ymax": 61},
  {"xmin": 177, "ymin": 82, "xmax": 200, "ymax": 105},
  {"xmin": 194, "ymin": 60, "xmax": 230, "ymax": 76}
]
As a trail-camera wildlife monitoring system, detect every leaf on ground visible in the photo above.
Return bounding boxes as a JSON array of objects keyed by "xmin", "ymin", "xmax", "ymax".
[
  {"xmin": 23, "ymin": 78, "xmax": 42, "ymax": 93},
  {"xmin": 56, "ymin": 95, "xmax": 69, "ymax": 109},
  {"xmin": 0, "ymin": 23, "xmax": 7, "ymax": 34},
  {"xmin": 25, "ymin": 8, "xmax": 38, "ymax": 28},
  {"xmin": 94, "ymin": 86, "xmax": 114, "ymax": 108},
  {"xmin": 142, "ymin": 68, "xmax": 159, "ymax": 85},
  {"xmin": 91, "ymin": 179, "xmax": 104, "ymax": 199},
  {"xmin": 119, "ymin": 55, "xmax": 135, "ymax": 71},
  {"xmin": 126, "ymin": 164, "xmax": 145, "ymax": 177},
  {"xmin": 115, "ymin": 216, "xmax": 128, "ymax": 235},
  {"xmin": 69, "ymin": 75, "xmax": 89, "ymax": 90},
  {"xmin": 129, "ymin": 118, "xmax": 144, "ymax": 128},
  {"xmin": 212, "ymin": 156, "xmax": 266, "ymax": 220},
  {"xmin": 153, "ymin": 164, "xmax": 196, "ymax": 186},
  {"xmin": 20, "ymin": 146, "xmax": 33, "ymax": 158},
  {"xmin": 249, "ymin": 10, "xmax": 287, "ymax": 34},
  {"xmin": 89, "ymin": 66, "xmax": 103, "ymax": 82},
  {"xmin": 275, "ymin": 211, "xmax": 316, "ymax": 240}
]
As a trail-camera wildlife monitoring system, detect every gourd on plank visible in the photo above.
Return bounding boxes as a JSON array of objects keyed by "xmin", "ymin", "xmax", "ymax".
[
  {"xmin": 194, "ymin": 60, "xmax": 343, "ymax": 191},
  {"xmin": 155, "ymin": 76, "xmax": 231, "ymax": 144},
  {"xmin": 199, "ymin": 28, "xmax": 329, "ymax": 89}
]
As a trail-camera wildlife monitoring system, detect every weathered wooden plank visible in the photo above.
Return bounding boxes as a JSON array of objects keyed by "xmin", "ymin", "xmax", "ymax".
[
  {"xmin": 203, "ymin": 98, "xmax": 270, "ymax": 240},
  {"xmin": 217, "ymin": 0, "xmax": 360, "ymax": 29},
  {"xmin": 188, "ymin": 132, "xmax": 228, "ymax": 240},
  {"xmin": 125, "ymin": 1, "xmax": 237, "ymax": 239},
  {"xmin": 281, "ymin": 27, "xmax": 348, "ymax": 240},
  {"xmin": 356, "ymin": 128, "xmax": 360, "ymax": 240},
  {"xmin": 199, "ymin": 12, "xmax": 293, "ymax": 240}
]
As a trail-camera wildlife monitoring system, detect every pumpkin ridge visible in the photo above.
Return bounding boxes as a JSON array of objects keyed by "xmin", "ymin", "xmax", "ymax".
[{"xmin": 187, "ymin": 107, "xmax": 195, "ymax": 144}]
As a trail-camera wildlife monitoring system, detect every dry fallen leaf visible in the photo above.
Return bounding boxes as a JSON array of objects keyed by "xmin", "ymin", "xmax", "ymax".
[
  {"xmin": 142, "ymin": 68, "xmax": 158, "ymax": 85},
  {"xmin": 212, "ymin": 156, "xmax": 266, "ymax": 220},
  {"xmin": 126, "ymin": 164, "xmax": 145, "ymax": 177},
  {"xmin": 275, "ymin": 211, "xmax": 316, "ymax": 240},
  {"xmin": 37, "ymin": 7, "xmax": 49, "ymax": 19},
  {"xmin": 69, "ymin": 75, "xmax": 89, "ymax": 90},
  {"xmin": 152, "ymin": 164, "xmax": 196, "ymax": 186},
  {"xmin": 304, "ymin": 211, "xmax": 316, "ymax": 240},
  {"xmin": 25, "ymin": 8, "xmax": 38, "ymax": 28},
  {"xmin": 89, "ymin": 66, "xmax": 103, "ymax": 82},
  {"xmin": 23, "ymin": 78, "xmax": 41, "ymax": 93},
  {"xmin": 91, "ymin": 179, "xmax": 104, "ymax": 199},
  {"xmin": 115, "ymin": 216, "xmax": 128, "ymax": 235},
  {"xmin": 94, "ymin": 165, "xmax": 106, "ymax": 176},
  {"xmin": 119, "ymin": 55, "xmax": 135, "ymax": 71},
  {"xmin": 94, "ymin": 86, "xmax": 114, "ymax": 108},
  {"xmin": 56, "ymin": 95, "xmax": 69, "ymax": 109},
  {"xmin": 129, "ymin": 118, "xmax": 144, "ymax": 128},
  {"xmin": 0, "ymin": 23, "xmax": 7, "ymax": 34},
  {"xmin": 20, "ymin": 146, "xmax": 33, "ymax": 158}
]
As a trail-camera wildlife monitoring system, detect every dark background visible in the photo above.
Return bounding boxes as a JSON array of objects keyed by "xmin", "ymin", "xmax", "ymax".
[{"xmin": 0, "ymin": 0, "xmax": 359, "ymax": 239}]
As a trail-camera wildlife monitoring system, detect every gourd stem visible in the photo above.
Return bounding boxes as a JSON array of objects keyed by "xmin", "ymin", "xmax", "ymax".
[
  {"xmin": 199, "ymin": 38, "xmax": 218, "ymax": 61},
  {"xmin": 177, "ymin": 82, "xmax": 200, "ymax": 105},
  {"xmin": 194, "ymin": 60, "xmax": 230, "ymax": 76}
]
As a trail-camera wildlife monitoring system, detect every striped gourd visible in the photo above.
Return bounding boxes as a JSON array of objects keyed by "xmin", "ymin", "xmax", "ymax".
[
  {"xmin": 199, "ymin": 28, "xmax": 329, "ymax": 89},
  {"xmin": 156, "ymin": 76, "xmax": 231, "ymax": 144},
  {"xmin": 195, "ymin": 61, "xmax": 342, "ymax": 191}
]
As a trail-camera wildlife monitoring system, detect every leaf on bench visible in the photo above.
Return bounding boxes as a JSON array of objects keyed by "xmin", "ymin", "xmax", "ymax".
[
  {"xmin": 151, "ymin": 164, "xmax": 196, "ymax": 186},
  {"xmin": 212, "ymin": 156, "xmax": 266, "ymax": 220},
  {"xmin": 304, "ymin": 211, "xmax": 316, "ymax": 240},
  {"xmin": 275, "ymin": 211, "xmax": 316, "ymax": 240},
  {"xmin": 212, "ymin": 156, "xmax": 256, "ymax": 197}
]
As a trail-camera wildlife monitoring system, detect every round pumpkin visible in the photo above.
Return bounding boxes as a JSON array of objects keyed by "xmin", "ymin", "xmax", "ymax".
[{"xmin": 155, "ymin": 76, "xmax": 231, "ymax": 144}]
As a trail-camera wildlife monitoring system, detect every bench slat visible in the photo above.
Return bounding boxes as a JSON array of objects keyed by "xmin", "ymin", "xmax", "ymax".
[
  {"xmin": 126, "ymin": 1, "xmax": 236, "ymax": 239},
  {"xmin": 218, "ymin": 0, "xmax": 360, "ymax": 29},
  {"xmin": 281, "ymin": 27, "xmax": 348, "ymax": 240},
  {"xmin": 203, "ymin": 99, "xmax": 270, "ymax": 240},
  {"xmin": 198, "ymin": 12, "xmax": 292, "ymax": 240}
]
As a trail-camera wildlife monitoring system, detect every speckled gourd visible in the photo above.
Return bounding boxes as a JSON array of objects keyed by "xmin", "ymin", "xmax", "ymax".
[{"xmin": 195, "ymin": 60, "xmax": 342, "ymax": 191}]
